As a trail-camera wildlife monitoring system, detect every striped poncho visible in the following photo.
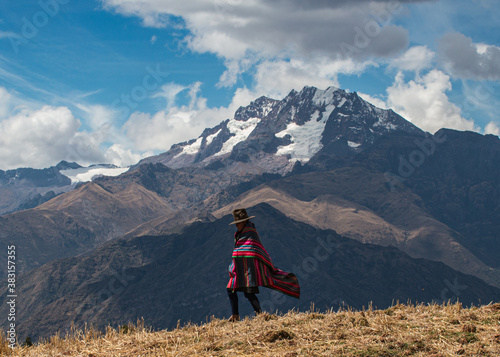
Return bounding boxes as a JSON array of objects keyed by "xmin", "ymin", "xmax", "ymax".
[{"xmin": 227, "ymin": 222, "xmax": 300, "ymax": 299}]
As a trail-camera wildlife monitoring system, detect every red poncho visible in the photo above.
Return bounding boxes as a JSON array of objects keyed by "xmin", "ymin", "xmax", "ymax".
[{"xmin": 227, "ymin": 223, "xmax": 300, "ymax": 299}]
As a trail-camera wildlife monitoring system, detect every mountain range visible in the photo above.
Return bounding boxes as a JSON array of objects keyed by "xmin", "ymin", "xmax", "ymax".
[
  {"xmin": 1, "ymin": 85, "xmax": 499, "ymax": 341},
  {"xmin": 0, "ymin": 161, "xmax": 127, "ymax": 215},
  {"xmin": 137, "ymin": 86, "xmax": 423, "ymax": 174}
]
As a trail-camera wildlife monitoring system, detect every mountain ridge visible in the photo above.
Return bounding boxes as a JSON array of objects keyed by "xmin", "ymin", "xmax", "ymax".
[
  {"xmin": 0, "ymin": 161, "xmax": 127, "ymax": 216},
  {"xmin": 135, "ymin": 86, "xmax": 424, "ymax": 174}
]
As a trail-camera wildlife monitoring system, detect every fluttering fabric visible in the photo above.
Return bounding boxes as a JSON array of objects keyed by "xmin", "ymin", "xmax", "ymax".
[{"xmin": 227, "ymin": 223, "xmax": 300, "ymax": 299}]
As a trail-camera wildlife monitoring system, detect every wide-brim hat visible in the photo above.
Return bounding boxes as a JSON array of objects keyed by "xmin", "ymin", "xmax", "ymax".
[{"xmin": 229, "ymin": 208, "xmax": 255, "ymax": 225}]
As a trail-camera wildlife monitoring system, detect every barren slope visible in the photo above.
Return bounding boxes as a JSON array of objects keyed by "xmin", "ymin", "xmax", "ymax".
[{"xmin": 210, "ymin": 168, "xmax": 500, "ymax": 288}]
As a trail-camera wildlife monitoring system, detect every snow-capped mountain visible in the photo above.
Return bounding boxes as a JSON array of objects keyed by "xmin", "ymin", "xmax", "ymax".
[
  {"xmin": 138, "ymin": 86, "xmax": 423, "ymax": 174},
  {"xmin": 2, "ymin": 84, "xmax": 421, "ymax": 216},
  {"xmin": 0, "ymin": 161, "xmax": 129, "ymax": 215}
]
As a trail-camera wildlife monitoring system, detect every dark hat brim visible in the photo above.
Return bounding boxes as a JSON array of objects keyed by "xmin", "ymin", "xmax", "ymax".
[{"xmin": 228, "ymin": 216, "xmax": 255, "ymax": 225}]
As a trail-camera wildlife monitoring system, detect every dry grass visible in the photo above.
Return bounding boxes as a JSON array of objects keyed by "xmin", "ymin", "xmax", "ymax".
[{"xmin": 2, "ymin": 302, "xmax": 500, "ymax": 356}]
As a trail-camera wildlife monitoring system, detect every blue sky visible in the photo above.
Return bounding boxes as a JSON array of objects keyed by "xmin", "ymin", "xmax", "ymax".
[{"xmin": 0, "ymin": 0, "xmax": 499, "ymax": 169}]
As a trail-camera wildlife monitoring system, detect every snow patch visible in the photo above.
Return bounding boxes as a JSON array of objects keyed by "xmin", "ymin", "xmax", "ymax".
[
  {"xmin": 60, "ymin": 166, "xmax": 129, "ymax": 184},
  {"xmin": 174, "ymin": 137, "xmax": 203, "ymax": 158},
  {"xmin": 214, "ymin": 118, "xmax": 261, "ymax": 157},
  {"xmin": 348, "ymin": 141, "xmax": 361, "ymax": 148},
  {"xmin": 175, "ymin": 128, "xmax": 222, "ymax": 159},
  {"xmin": 338, "ymin": 98, "xmax": 347, "ymax": 107},
  {"xmin": 205, "ymin": 129, "xmax": 221, "ymax": 146},
  {"xmin": 275, "ymin": 105, "xmax": 333, "ymax": 163},
  {"xmin": 321, "ymin": 104, "xmax": 336, "ymax": 122},
  {"xmin": 310, "ymin": 110, "xmax": 320, "ymax": 122}
]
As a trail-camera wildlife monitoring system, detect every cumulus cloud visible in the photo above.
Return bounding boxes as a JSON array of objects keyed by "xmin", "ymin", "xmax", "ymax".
[
  {"xmin": 484, "ymin": 121, "xmax": 500, "ymax": 136},
  {"xmin": 219, "ymin": 55, "xmax": 375, "ymax": 99},
  {"xmin": 122, "ymin": 82, "xmax": 246, "ymax": 152},
  {"xmin": 358, "ymin": 92, "xmax": 388, "ymax": 109},
  {"xmin": 251, "ymin": 60, "xmax": 340, "ymax": 100},
  {"xmin": 0, "ymin": 106, "xmax": 106, "ymax": 169},
  {"xmin": 0, "ymin": 81, "xmax": 262, "ymax": 170},
  {"xmin": 439, "ymin": 32, "xmax": 500, "ymax": 80},
  {"xmin": 0, "ymin": 102, "xmax": 156, "ymax": 170},
  {"xmin": 391, "ymin": 46, "xmax": 435, "ymax": 72},
  {"xmin": 386, "ymin": 70, "xmax": 477, "ymax": 133},
  {"xmin": 104, "ymin": 144, "xmax": 148, "ymax": 167}
]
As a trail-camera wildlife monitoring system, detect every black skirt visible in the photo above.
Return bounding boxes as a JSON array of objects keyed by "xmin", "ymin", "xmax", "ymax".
[{"xmin": 235, "ymin": 286, "xmax": 259, "ymax": 294}]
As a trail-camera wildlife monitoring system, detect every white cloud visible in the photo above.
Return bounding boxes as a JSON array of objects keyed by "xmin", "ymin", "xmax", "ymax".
[
  {"xmin": 358, "ymin": 92, "xmax": 388, "ymax": 109},
  {"xmin": 439, "ymin": 32, "xmax": 500, "ymax": 81},
  {"xmin": 101, "ymin": 0, "xmax": 417, "ymax": 75},
  {"xmin": 122, "ymin": 82, "xmax": 246, "ymax": 152},
  {"xmin": 98, "ymin": 0, "xmax": 439, "ymax": 114},
  {"xmin": 0, "ymin": 80, "xmax": 263, "ymax": 170},
  {"xmin": 252, "ymin": 60, "xmax": 338, "ymax": 100},
  {"xmin": 484, "ymin": 121, "xmax": 500, "ymax": 136},
  {"xmin": 217, "ymin": 58, "xmax": 254, "ymax": 88},
  {"xmin": 250, "ymin": 58, "xmax": 377, "ymax": 100},
  {"xmin": 76, "ymin": 103, "xmax": 116, "ymax": 131},
  {"xmin": 386, "ymin": 70, "xmax": 477, "ymax": 133},
  {"xmin": 391, "ymin": 46, "xmax": 435, "ymax": 72},
  {"xmin": 0, "ymin": 85, "xmax": 148, "ymax": 169},
  {"xmin": 104, "ymin": 144, "xmax": 149, "ymax": 167},
  {"xmin": 0, "ymin": 102, "xmax": 154, "ymax": 170},
  {"xmin": 215, "ymin": 56, "xmax": 376, "ymax": 101},
  {"xmin": 0, "ymin": 106, "xmax": 106, "ymax": 170},
  {"xmin": 124, "ymin": 110, "xmax": 193, "ymax": 152},
  {"xmin": 150, "ymin": 35, "xmax": 157, "ymax": 44}
]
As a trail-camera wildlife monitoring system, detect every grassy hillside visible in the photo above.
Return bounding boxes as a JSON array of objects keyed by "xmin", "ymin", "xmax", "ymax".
[{"xmin": 2, "ymin": 302, "xmax": 500, "ymax": 356}]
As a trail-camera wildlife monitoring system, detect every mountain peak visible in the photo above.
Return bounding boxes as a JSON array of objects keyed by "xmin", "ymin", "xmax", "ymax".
[
  {"xmin": 137, "ymin": 85, "xmax": 423, "ymax": 174},
  {"xmin": 234, "ymin": 95, "xmax": 279, "ymax": 121},
  {"xmin": 56, "ymin": 161, "xmax": 82, "ymax": 170}
]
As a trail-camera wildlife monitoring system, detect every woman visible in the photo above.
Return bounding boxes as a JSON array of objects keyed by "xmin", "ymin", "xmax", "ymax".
[{"xmin": 226, "ymin": 208, "xmax": 300, "ymax": 321}]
